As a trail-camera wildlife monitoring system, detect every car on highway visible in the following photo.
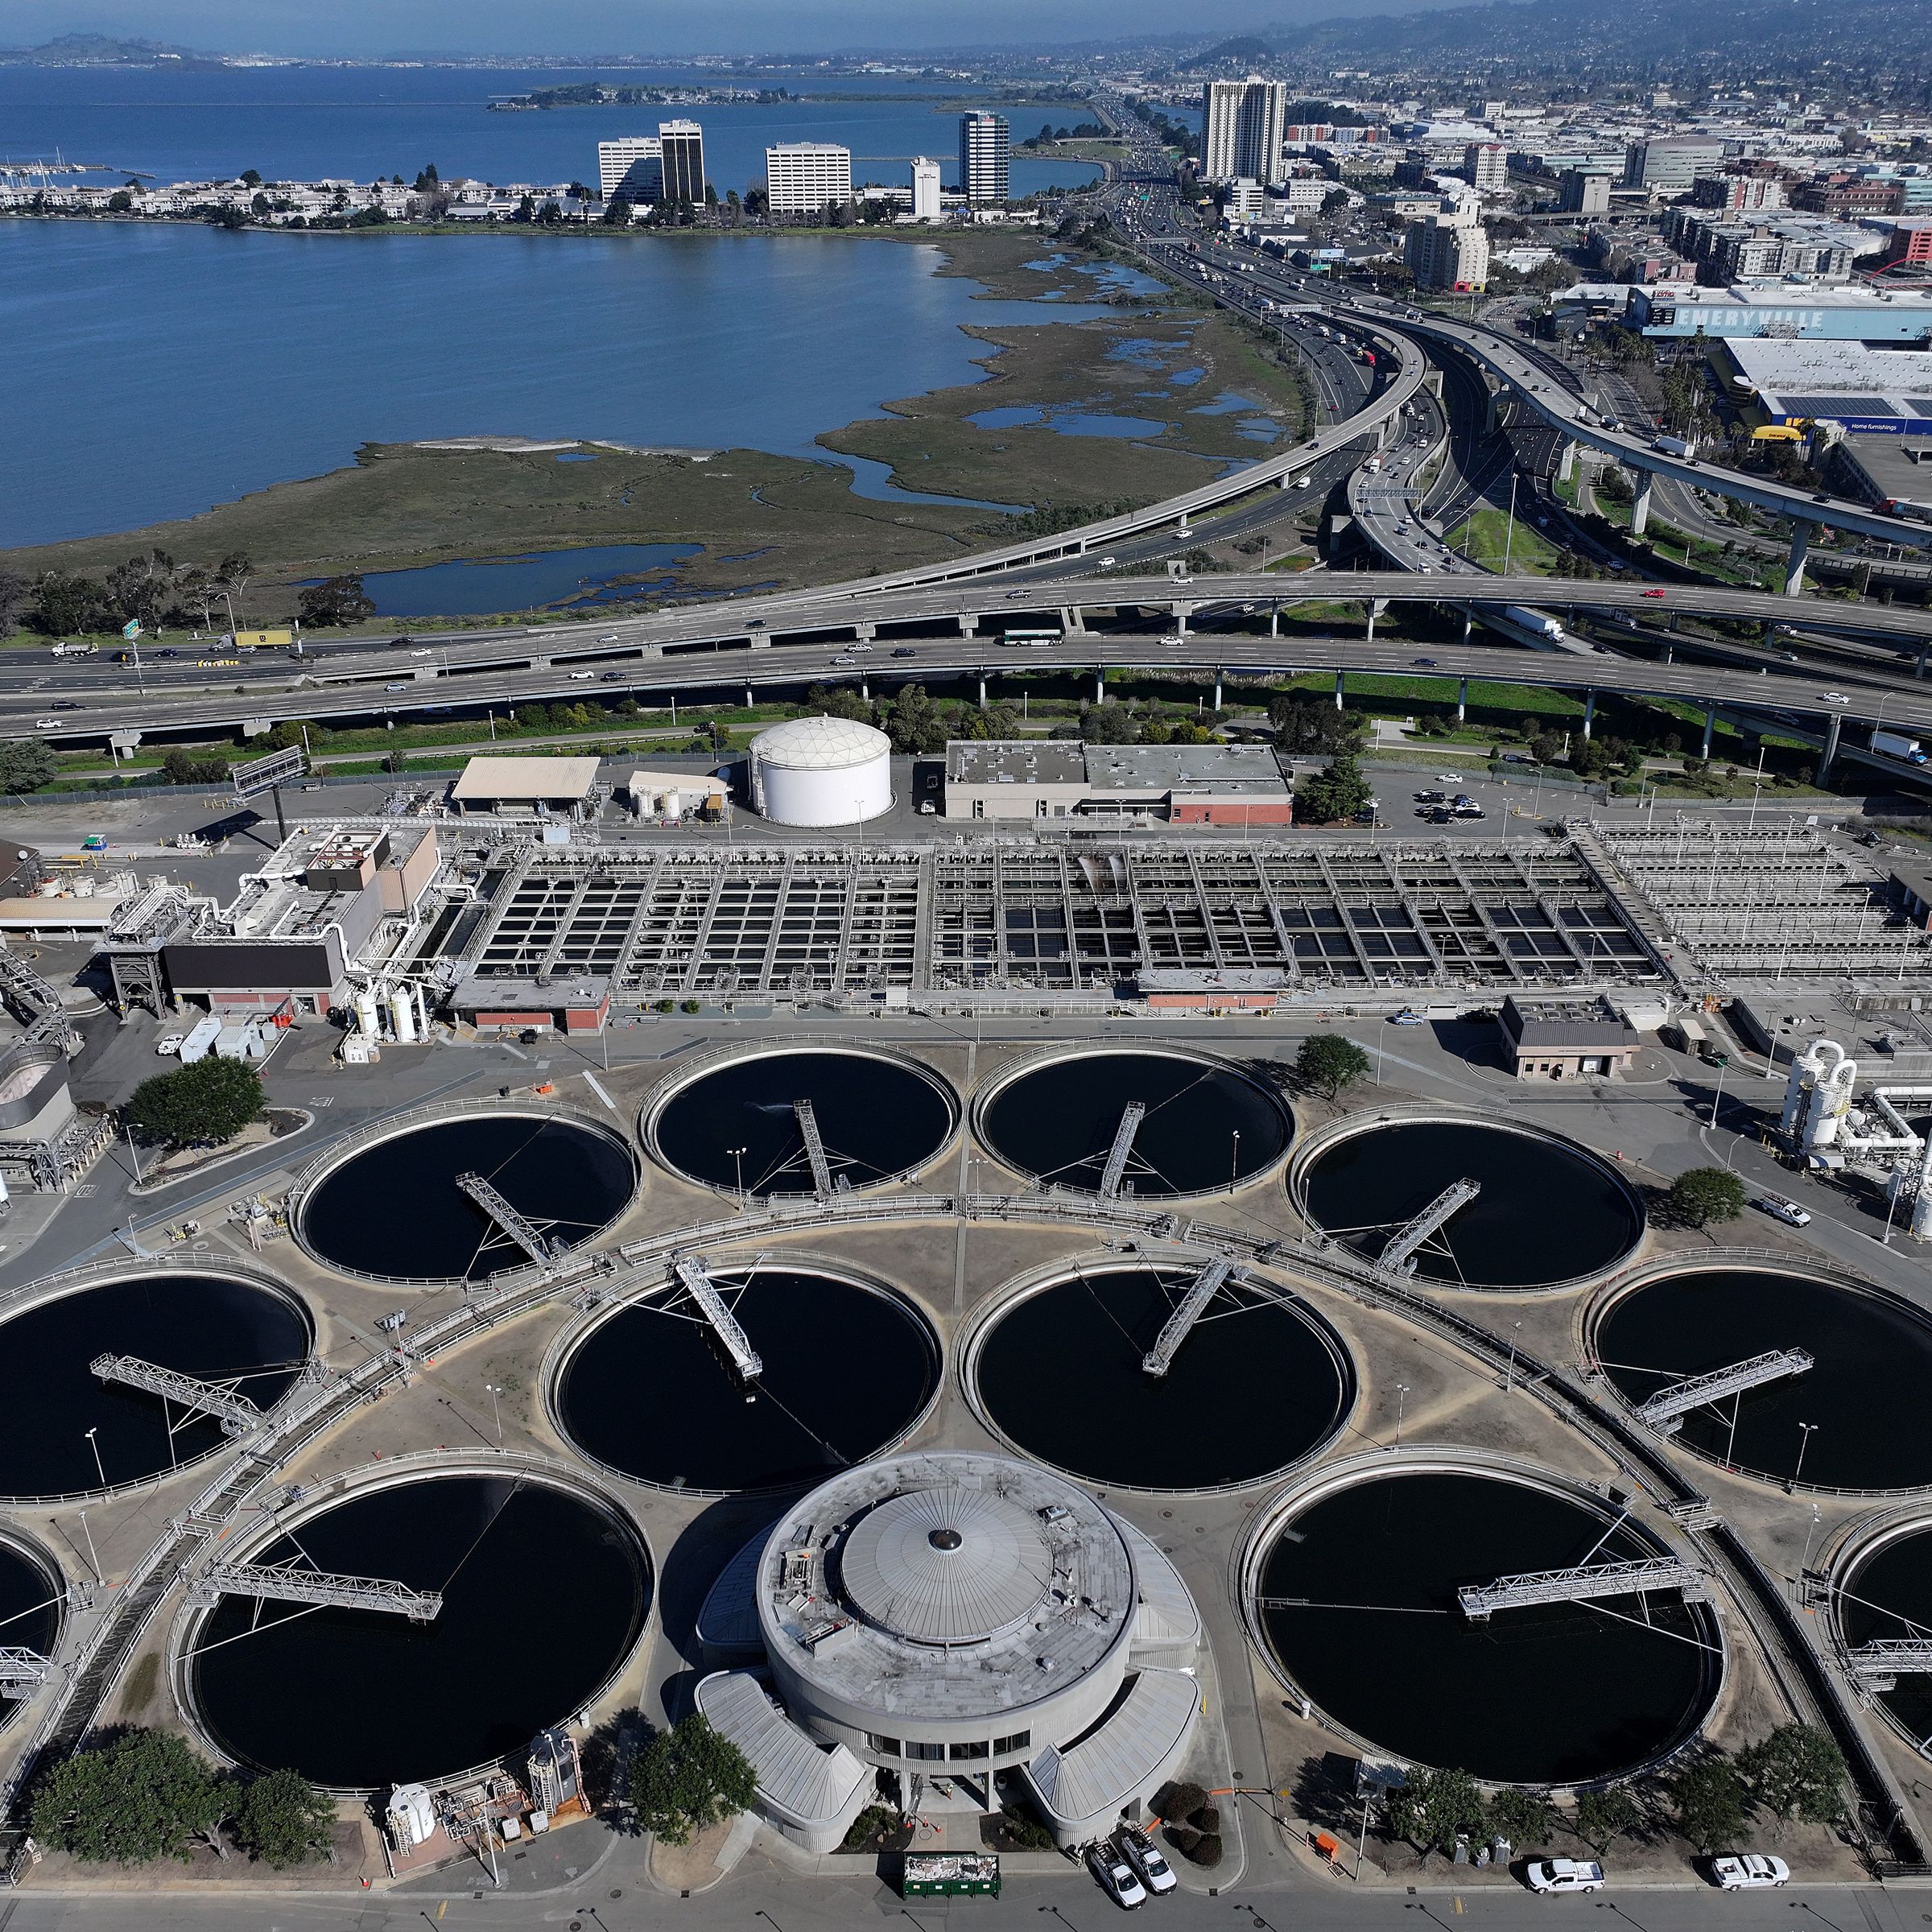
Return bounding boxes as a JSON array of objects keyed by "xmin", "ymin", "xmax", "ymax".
[
  {"xmin": 1819, "ymin": 692, "xmax": 1850, "ymax": 704},
  {"xmin": 568, "ymin": 670, "xmax": 595, "ymax": 681},
  {"xmin": 1160, "ymin": 633, "xmax": 1185, "ymax": 646},
  {"xmin": 1096, "ymin": 555, "xmax": 1117, "ymax": 567},
  {"xmin": 1712, "ymin": 1855, "xmax": 1790, "ymax": 1890},
  {"xmin": 33, "ymin": 717, "xmax": 58, "ymax": 728},
  {"xmin": 891, "ymin": 647, "xmax": 916, "ymax": 658},
  {"xmin": 411, "ymin": 648, "xmax": 432, "ymax": 657},
  {"xmin": 1751, "ymin": 1196, "xmax": 1812, "ymax": 1229},
  {"xmin": 849, "ymin": 642, "xmax": 873, "ymax": 653},
  {"xmin": 157, "ymin": 647, "xmax": 180, "ymax": 657},
  {"xmin": 51, "ymin": 701, "xmax": 80, "ymax": 711},
  {"xmin": 1412, "ymin": 656, "xmax": 1437, "ymax": 667},
  {"xmin": 1113, "ymin": 1823, "xmax": 1176, "ymax": 1895},
  {"xmin": 1525, "ymin": 1859, "xmax": 1605, "ymax": 1895},
  {"xmin": 155, "ymin": 1034, "xmax": 184, "ymax": 1056},
  {"xmin": 388, "ymin": 635, "xmax": 410, "ymax": 646},
  {"xmin": 1085, "ymin": 1842, "xmax": 1147, "ymax": 1909},
  {"xmin": 600, "ymin": 671, "xmax": 622, "ymax": 682},
  {"xmin": 599, "ymin": 634, "xmax": 621, "ymax": 644},
  {"xmin": 1641, "ymin": 588, "xmax": 1667, "ymax": 600}
]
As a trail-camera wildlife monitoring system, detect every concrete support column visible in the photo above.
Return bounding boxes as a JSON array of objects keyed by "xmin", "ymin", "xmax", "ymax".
[
  {"xmin": 957, "ymin": 616, "xmax": 978, "ymax": 638},
  {"xmin": 1558, "ymin": 440, "xmax": 1577, "ymax": 485},
  {"xmin": 530, "ymin": 654, "xmax": 551, "ymax": 670},
  {"xmin": 1483, "ymin": 385, "xmax": 1501, "ymax": 437},
  {"xmin": 1631, "ymin": 472, "xmax": 1653, "ymax": 538},
  {"xmin": 1457, "ymin": 676, "xmax": 1468, "ymax": 724},
  {"xmin": 1820, "ymin": 708, "xmax": 1843, "ymax": 781},
  {"xmin": 1096, "ymin": 671, "xmax": 1105, "ymax": 703},
  {"xmin": 854, "ymin": 621, "xmax": 876, "ymax": 642},
  {"xmin": 1663, "ymin": 644, "xmax": 1674, "ymax": 665},
  {"xmin": 1174, "ymin": 605, "xmax": 1191, "ymax": 636},
  {"xmin": 1269, "ymin": 604, "xmax": 1279, "ymax": 638},
  {"xmin": 1335, "ymin": 670, "xmax": 1346, "ymax": 710},
  {"xmin": 745, "ymin": 687, "xmax": 754, "ymax": 709},
  {"xmin": 861, "ymin": 679, "xmax": 870, "ymax": 701},
  {"xmin": 1583, "ymin": 689, "xmax": 1596, "ymax": 740},
  {"xmin": 1463, "ymin": 613, "xmax": 1473, "ymax": 642},
  {"xmin": 1212, "ymin": 674, "xmax": 1223, "ymax": 712},
  {"xmin": 1785, "ymin": 519, "xmax": 1814, "ymax": 598},
  {"xmin": 1918, "ymin": 641, "xmax": 1929, "ymax": 680},
  {"xmin": 1365, "ymin": 603, "xmax": 1377, "ymax": 644},
  {"xmin": 978, "ymin": 675, "xmax": 987, "ymax": 709},
  {"xmin": 1701, "ymin": 700, "xmax": 1716, "ymax": 759},
  {"xmin": 1060, "ymin": 606, "xmax": 1085, "ymax": 635},
  {"xmin": 1177, "ymin": 514, "xmax": 1191, "ymax": 539}
]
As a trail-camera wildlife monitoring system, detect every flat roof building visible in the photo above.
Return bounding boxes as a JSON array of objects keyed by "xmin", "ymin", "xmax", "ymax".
[
  {"xmin": 943, "ymin": 740, "xmax": 1294, "ymax": 826},
  {"xmin": 597, "ymin": 137, "xmax": 661, "ymax": 202},
  {"xmin": 1203, "ymin": 77, "xmax": 1289, "ymax": 185},
  {"xmin": 449, "ymin": 755, "xmax": 602, "ymax": 819},
  {"xmin": 1500, "ymin": 993, "xmax": 1642, "ymax": 1080},
  {"xmin": 959, "ymin": 110, "xmax": 1009, "ymax": 204},
  {"xmin": 658, "ymin": 119, "xmax": 705, "ymax": 204},
  {"xmin": 1628, "ymin": 281, "xmax": 1932, "ymax": 341},
  {"xmin": 765, "ymin": 142, "xmax": 853, "ymax": 217}
]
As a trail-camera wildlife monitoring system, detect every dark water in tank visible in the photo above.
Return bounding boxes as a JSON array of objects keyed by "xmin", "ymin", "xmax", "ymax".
[
  {"xmin": 302, "ymin": 1116, "xmax": 634, "ymax": 1281},
  {"xmin": 974, "ymin": 1266, "xmax": 1349, "ymax": 1489},
  {"xmin": 1840, "ymin": 1530, "xmax": 1932, "ymax": 1743},
  {"xmin": 1599, "ymin": 1269, "xmax": 1932, "ymax": 1489},
  {"xmin": 654, "ymin": 1051, "xmax": 954, "ymax": 1192},
  {"xmin": 557, "ymin": 1269, "xmax": 939, "ymax": 1492},
  {"xmin": 0, "ymin": 1276, "xmax": 311, "ymax": 1497},
  {"xmin": 0, "ymin": 1538, "xmax": 61, "ymax": 1726},
  {"xmin": 978, "ymin": 1052, "xmax": 1290, "ymax": 1197},
  {"xmin": 1257, "ymin": 1472, "xmax": 1714, "ymax": 1784},
  {"xmin": 192, "ymin": 1475, "xmax": 650, "ymax": 1789},
  {"xmin": 1300, "ymin": 1121, "xmax": 1641, "ymax": 1289}
]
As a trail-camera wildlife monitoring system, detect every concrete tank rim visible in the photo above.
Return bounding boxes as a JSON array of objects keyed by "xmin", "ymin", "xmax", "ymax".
[
  {"xmin": 0, "ymin": 1256, "xmax": 316, "ymax": 1509},
  {"xmin": 0, "ymin": 1521, "xmax": 68, "ymax": 1735},
  {"xmin": 167, "ymin": 1449, "xmax": 656, "ymax": 1797},
  {"xmin": 968, "ymin": 1042, "xmax": 1297, "ymax": 1204},
  {"xmin": 542, "ymin": 1250, "xmax": 944, "ymax": 1499},
  {"xmin": 637, "ymin": 1038, "xmax": 964, "ymax": 1198},
  {"xmin": 956, "ymin": 1245, "xmax": 1357, "ymax": 1496},
  {"xmin": 1821, "ymin": 1504, "xmax": 1932, "ymax": 1765},
  {"xmin": 1235, "ymin": 1446, "xmax": 1728, "ymax": 1792},
  {"xmin": 1583, "ymin": 1252, "xmax": 1932, "ymax": 1499},
  {"xmin": 1286, "ymin": 1104, "xmax": 1648, "ymax": 1295},
  {"xmin": 287, "ymin": 1098, "xmax": 640, "ymax": 1290}
]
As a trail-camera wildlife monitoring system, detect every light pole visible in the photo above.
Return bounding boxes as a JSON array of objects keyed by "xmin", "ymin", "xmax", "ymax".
[
  {"xmin": 1790, "ymin": 1421, "xmax": 1818, "ymax": 1492},
  {"xmin": 1799, "ymin": 1502, "xmax": 1823, "ymax": 1579},
  {"xmin": 76, "ymin": 1507, "xmax": 101, "ymax": 1583},
  {"xmin": 84, "ymin": 1427, "xmax": 105, "ymax": 1490},
  {"xmin": 1391, "ymin": 1382, "xmax": 1410, "ymax": 1451},
  {"xmin": 1504, "ymin": 1320, "xmax": 1522, "ymax": 1393},
  {"xmin": 729, "ymin": 1146, "xmax": 747, "ymax": 1209},
  {"xmin": 1708, "ymin": 1053, "xmax": 1730, "ymax": 1129},
  {"xmin": 1228, "ymin": 1129, "xmax": 1241, "ymax": 1196},
  {"xmin": 485, "ymin": 1383, "xmax": 502, "ymax": 1443}
]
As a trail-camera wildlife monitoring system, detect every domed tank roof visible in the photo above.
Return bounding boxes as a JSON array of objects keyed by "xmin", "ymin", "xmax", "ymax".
[
  {"xmin": 840, "ymin": 1485, "xmax": 1053, "ymax": 1645},
  {"xmin": 750, "ymin": 715, "xmax": 891, "ymax": 770}
]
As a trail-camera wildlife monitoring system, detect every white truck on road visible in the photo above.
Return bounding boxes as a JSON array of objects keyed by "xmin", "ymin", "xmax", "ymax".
[{"xmin": 1871, "ymin": 729, "xmax": 1928, "ymax": 764}]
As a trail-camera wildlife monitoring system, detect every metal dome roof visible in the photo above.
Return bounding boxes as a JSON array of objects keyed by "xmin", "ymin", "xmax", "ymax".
[
  {"xmin": 840, "ymin": 1486, "xmax": 1053, "ymax": 1645},
  {"xmin": 749, "ymin": 714, "xmax": 891, "ymax": 770}
]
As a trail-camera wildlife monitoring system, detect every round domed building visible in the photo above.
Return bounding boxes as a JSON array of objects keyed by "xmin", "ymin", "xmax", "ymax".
[
  {"xmin": 747, "ymin": 715, "xmax": 894, "ymax": 827},
  {"xmin": 695, "ymin": 1451, "xmax": 1202, "ymax": 1851}
]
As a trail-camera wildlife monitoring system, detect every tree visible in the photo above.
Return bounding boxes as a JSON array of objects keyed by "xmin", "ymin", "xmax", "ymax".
[
  {"xmin": 106, "ymin": 188, "xmax": 133, "ymax": 213},
  {"xmin": 1574, "ymin": 1786, "xmax": 1642, "ymax": 1856},
  {"xmin": 1269, "ymin": 693, "xmax": 1363, "ymax": 755},
  {"xmin": 1387, "ymin": 1765, "xmax": 1487, "ymax": 1856},
  {"xmin": 161, "ymin": 748, "xmax": 233, "ymax": 786},
  {"xmin": 1737, "ymin": 1724, "xmax": 1847, "ymax": 1828},
  {"xmin": 1666, "ymin": 1166, "xmax": 1747, "ymax": 1229},
  {"xmin": 1486, "ymin": 1788, "xmax": 1554, "ymax": 1851},
  {"xmin": 297, "ymin": 575, "xmax": 376, "ymax": 628},
  {"xmin": 29, "ymin": 1728, "xmax": 228, "ymax": 1864},
  {"xmin": 125, "ymin": 1056, "xmax": 265, "ymax": 1150},
  {"xmin": 603, "ymin": 196, "xmax": 633, "ymax": 227},
  {"xmin": 0, "ymin": 569, "xmax": 28, "ymax": 639},
  {"xmin": 413, "ymin": 163, "xmax": 440, "ymax": 191},
  {"xmin": 1294, "ymin": 753, "xmax": 1372, "ymax": 824},
  {"xmin": 31, "ymin": 569, "xmax": 110, "ymax": 637},
  {"xmin": 0, "ymin": 737, "xmax": 57, "ymax": 793},
  {"xmin": 630, "ymin": 1715, "xmax": 757, "ymax": 1847},
  {"xmin": 1295, "ymin": 1031, "xmax": 1370, "ymax": 1100},
  {"xmin": 1078, "ymin": 698, "xmax": 1137, "ymax": 745},
  {"xmin": 232, "ymin": 1768, "xmax": 334, "ymax": 1867},
  {"xmin": 1669, "ymin": 1755, "xmax": 1747, "ymax": 1854},
  {"xmin": 882, "ymin": 683, "xmax": 946, "ymax": 755}
]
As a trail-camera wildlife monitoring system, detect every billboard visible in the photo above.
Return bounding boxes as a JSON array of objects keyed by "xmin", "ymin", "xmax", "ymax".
[{"xmin": 232, "ymin": 745, "xmax": 305, "ymax": 802}]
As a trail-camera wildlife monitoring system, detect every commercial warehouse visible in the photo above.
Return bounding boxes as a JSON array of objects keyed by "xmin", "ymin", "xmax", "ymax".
[{"xmin": 942, "ymin": 741, "xmax": 1294, "ymax": 825}]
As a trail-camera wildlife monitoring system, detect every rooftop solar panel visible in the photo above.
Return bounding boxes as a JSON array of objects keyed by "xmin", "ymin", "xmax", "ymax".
[{"xmin": 1776, "ymin": 393, "xmax": 1901, "ymax": 418}]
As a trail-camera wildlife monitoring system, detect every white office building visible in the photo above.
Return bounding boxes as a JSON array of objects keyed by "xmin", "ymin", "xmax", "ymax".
[
  {"xmin": 1203, "ymin": 76, "xmax": 1289, "ymax": 184},
  {"xmin": 597, "ymin": 137, "xmax": 662, "ymax": 201},
  {"xmin": 765, "ymin": 142, "xmax": 854, "ymax": 217},
  {"xmin": 1406, "ymin": 208, "xmax": 1491, "ymax": 290},
  {"xmin": 911, "ymin": 155, "xmax": 943, "ymax": 221},
  {"xmin": 959, "ymin": 111, "xmax": 1009, "ymax": 204},
  {"xmin": 1463, "ymin": 141, "xmax": 1507, "ymax": 192}
]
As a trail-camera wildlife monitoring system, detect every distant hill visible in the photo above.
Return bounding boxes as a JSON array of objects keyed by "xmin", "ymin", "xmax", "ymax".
[
  {"xmin": 1181, "ymin": 35, "xmax": 1278, "ymax": 70},
  {"xmin": 1259, "ymin": 0, "xmax": 1932, "ymax": 75},
  {"xmin": 0, "ymin": 34, "xmax": 217, "ymax": 65}
]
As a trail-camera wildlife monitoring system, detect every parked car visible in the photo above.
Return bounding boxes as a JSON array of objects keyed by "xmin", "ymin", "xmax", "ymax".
[
  {"xmin": 155, "ymin": 1034, "xmax": 185, "ymax": 1056},
  {"xmin": 1712, "ymin": 1854, "xmax": 1790, "ymax": 1890},
  {"xmin": 1751, "ymin": 1195, "xmax": 1812, "ymax": 1229},
  {"xmin": 1415, "ymin": 791, "xmax": 1446, "ymax": 803},
  {"xmin": 1525, "ymin": 1858, "xmax": 1605, "ymax": 1895},
  {"xmin": 1085, "ymin": 1842, "xmax": 1147, "ymax": 1909},
  {"xmin": 1113, "ymin": 1823, "xmax": 1177, "ymax": 1896},
  {"xmin": 1390, "ymin": 1009, "xmax": 1425, "ymax": 1026}
]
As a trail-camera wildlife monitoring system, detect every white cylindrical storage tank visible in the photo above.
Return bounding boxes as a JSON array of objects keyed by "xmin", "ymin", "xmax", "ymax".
[
  {"xmin": 388, "ymin": 987, "xmax": 418, "ymax": 1044},
  {"xmin": 747, "ymin": 715, "xmax": 893, "ymax": 828},
  {"xmin": 354, "ymin": 988, "xmax": 382, "ymax": 1039}
]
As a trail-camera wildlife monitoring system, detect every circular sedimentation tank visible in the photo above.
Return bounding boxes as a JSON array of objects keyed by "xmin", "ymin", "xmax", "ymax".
[
  {"xmin": 645, "ymin": 1046, "xmax": 956, "ymax": 1195},
  {"xmin": 185, "ymin": 1469, "xmax": 650, "ymax": 1790},
  {"xmin": 0, "ymin": 1534, "xmax": 61, "ymax": 1728},
  {"xmin": 0, "ymin": 1271, "xmax": 312, "ymax": 1499},
  {"xmin": 1597, "ymin": 1266, "xmax": 1932, "ymax": 1490},
  {"xmin": 298, "ymin": 1111, "xmax": 636, "ymax": 1282},
  {"xmin": 1251, "ymin": 1467, "xmax": 1719, "ymax": 1785},
  {"xmin": 975, "ymin": 1048, "xmax": 1292, "ymax": 1198},
  {"xmin": 968, "ymin": 1262, "xmax": 1352, "ymax": 1490},
  {"xmin": 554, "ymin": 1265, "xmax": 941, "ymax": 1492},
  {"xmin": 1835, "ymin": 1523, "xmax": 1932, "ymax": 1751},
  {"xmin": 1295, "ymin": 1118, "xmax": 1643, "ymax": 1290}
]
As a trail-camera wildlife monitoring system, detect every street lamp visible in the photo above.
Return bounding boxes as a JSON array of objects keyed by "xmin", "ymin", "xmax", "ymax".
[
  {"xmin": 1708, "ymin": 1052, "xmax": 1730, "ymax": 1129},
  {"xmin": 76, "ymin": 1507, "xmax": 101, "ymax": 1583},
  {"xmin": 1790, "ymin": 1422, "xmax": 1818, "ymax": 1492},
  {"xmin": 729, "ymin": 1145, "xmax": 748, "ymax": 1209},
  {"xmin": 1505, "ymin": 1320, "xmax": 1522, "ymax": 1393},
  {"xmin": 1391, "ymin": 1382, "xmax": 1410, "ymax": 1451},
  {"xmin": 485, "ymin": 1383, "xmax": 502, "ymax": 1443},
  {"xmin": 84, "ymin": 1427, "xmax": 105, "ymax": 1490},
  {"xmin": 1228, "ymin": 1129, "xmax": 1241, "ymax": 1196}
]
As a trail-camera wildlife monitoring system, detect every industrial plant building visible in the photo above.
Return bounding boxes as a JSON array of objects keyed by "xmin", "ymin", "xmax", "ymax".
[
  {"xmin": 942, "ymin": 740, "xmax": 1294, "ymax": 825},
  {"xmin": 449, "ymin": 755, "xmax": 603, "ymax": 821},
  {"xmin": 1498, "ymin": 993, "xmax": 1644, "ymax": 1080}
]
